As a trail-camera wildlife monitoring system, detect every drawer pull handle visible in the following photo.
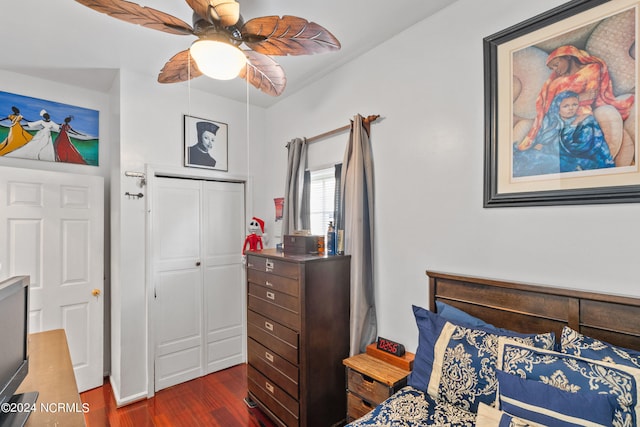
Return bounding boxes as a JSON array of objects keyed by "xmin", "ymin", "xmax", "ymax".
[
  {"xmin": 265, "ymin": 280, "xmax": 273, "ymax": 287},
  {"xmin": 265, "ymin": 382, "xmax": 274, "ymax": 394},
  {"xmin": 247, "ymin": 263, "xmax": 253, "ymax": 268},
  {"xmin": 265, "ymin": 352, "xmax": 274, "ymax": 363},
  {"xmin": 362, "ymin": 374, "xmax": 374, "ymax": 383},
  {"xmin": 265, "ymin": 260, "xmax": 274, "ymax": 272},
  {"xmin": 266, "ymin": 291, "xmax": 275, "ymax": 300},
  {"xmin": 264, "ymin": 321, "xmax": 274, "ymax": 331}
]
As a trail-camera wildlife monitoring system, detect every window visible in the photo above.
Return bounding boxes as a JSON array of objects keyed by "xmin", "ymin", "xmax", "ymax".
[{"xmin": 309, "ymin": 167, "xmax": 335, "ymax": 236}]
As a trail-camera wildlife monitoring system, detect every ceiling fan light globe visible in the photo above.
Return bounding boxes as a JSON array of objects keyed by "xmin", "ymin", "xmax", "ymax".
[{"xmin": 190, "ymin": 40, "xmax": 246, "ymax": 80}]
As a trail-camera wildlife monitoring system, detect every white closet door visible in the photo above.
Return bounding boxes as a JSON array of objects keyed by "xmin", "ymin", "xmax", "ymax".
[
  {"xmin": 152, "ymin": 177, "xmax": 245, "ymax": 392},
  {"xmin": 152, "ymin": 177, "xmax": 203, "ymax": 391},
  {"xmin": 0, "ymin": 166, "xmax": 104, "ymax": 392},
  {"xmin": 202, "ymin": 181, "xmax": 245, "ymax": 373}
]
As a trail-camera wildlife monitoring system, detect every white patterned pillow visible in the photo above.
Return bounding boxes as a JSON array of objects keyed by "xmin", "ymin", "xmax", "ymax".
[{"xmin": 476, "ymin": 403, "xmax": 545, "ymax": 427}]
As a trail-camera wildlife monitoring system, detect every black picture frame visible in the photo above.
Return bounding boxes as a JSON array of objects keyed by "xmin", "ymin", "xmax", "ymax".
[
  {"xmin": 484, "ymin": 0, "xmax": 639, "ymax": 207},
  {"xmin": 184, "ymin": 114, "xmax": 228, "ymax": 171}
]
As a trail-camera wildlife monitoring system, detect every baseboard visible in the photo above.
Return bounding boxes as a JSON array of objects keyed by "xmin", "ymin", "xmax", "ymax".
[{"xmin": 109, "ymin": 376, "xmax": 148, "ymax": 408}]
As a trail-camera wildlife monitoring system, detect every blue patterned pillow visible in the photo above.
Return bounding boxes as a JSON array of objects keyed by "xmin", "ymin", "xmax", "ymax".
[
  {"xmin": 561, "ymin": 326, "xmax": 640, "ymax": 369},
  {"xmin": 496, "ymin": 369, "xmax": 616, "ymax": 426},
  {"xmin": 476, "ymin": 403, "xmax": 544, "ymax": 427},
  {"xmin": 408, "ymin": 305, "xmax": 555, "ymax": 413},
  {"xmin": 497, "ymin": 338, "xmax": 640, "ymax": 427}
]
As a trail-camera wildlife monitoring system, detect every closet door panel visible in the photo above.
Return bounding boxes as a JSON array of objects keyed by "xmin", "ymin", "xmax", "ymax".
[
  {"xmin": 203, "ymin": 181, "xmax": 245, "ymax": 373},
  {"xmin": 152, "ymin": 178, "xmax": 203, "ymax": 391}
]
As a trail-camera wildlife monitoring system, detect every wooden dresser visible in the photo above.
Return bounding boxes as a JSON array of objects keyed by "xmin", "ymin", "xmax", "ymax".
[{"xmin": 246, "ymin": 249, "xmax": 350, "ymax": 427}]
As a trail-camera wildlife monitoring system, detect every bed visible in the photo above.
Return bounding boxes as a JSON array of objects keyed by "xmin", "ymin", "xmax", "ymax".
[{"xmin": 346, "ymin": 270, "xmax": 640, "ymax": 427}]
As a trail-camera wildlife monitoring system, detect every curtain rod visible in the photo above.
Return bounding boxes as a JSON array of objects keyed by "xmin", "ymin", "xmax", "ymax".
[{"xmin": 306, "ymin": 114, "xmax": 380, "ymax": 144}]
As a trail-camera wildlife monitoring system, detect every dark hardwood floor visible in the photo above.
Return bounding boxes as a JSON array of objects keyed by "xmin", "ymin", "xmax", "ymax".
[{"xmin": 80, "ymin": 364, "xmax": 278, "ymax": 427}]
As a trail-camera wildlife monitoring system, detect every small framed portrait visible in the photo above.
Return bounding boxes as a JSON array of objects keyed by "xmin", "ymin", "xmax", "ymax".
[
  {"xmin": 183, "ymin": 115, "xmax": 228, "ymax": 171},
  {"xmin": 484, "ymin": 0, "xmax": 639, "ymax": 207}
]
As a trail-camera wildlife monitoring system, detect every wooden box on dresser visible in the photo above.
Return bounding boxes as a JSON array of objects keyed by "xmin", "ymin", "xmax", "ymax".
[{"xmin": 246, "ymin": 248, "xmax": 351, "ymax": 427}]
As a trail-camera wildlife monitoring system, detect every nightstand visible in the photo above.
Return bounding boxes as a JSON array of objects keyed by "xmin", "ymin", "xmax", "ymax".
[{"xmin": 343, "ymin": 353, "xmax": 411, "ymax": 423}]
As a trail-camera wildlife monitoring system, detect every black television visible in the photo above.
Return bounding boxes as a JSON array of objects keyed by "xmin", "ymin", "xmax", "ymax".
[{"xmin": 0, "ymin": 276, "xmax": 37, "ymax": 427}]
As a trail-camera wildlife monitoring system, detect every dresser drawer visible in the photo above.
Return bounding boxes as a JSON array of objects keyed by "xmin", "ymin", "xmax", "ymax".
[
  {"xmin": 247, "ymin": 255, "xmax": 299, "ymax": 280},
  {"xmin": 248, "ymin": 365, "xmax": 299, "ymax": 427},
  {"xmin": 347, "ymin": 368, "xmax": 397, "ymax": 405},
  {"xmin": 247, "ymin": 310, "xmax": 298, "ymax": 364},
  {"xmin": 249, "ymin": 282, "xmax": 299, "ymax": 312},
  {"xmin": 248, "ymin": 293, "xmax": 300, "ymax": 330},
  {"xmin": 248, "ymin": 338, "xmax": 299, "ymax": 398},
  {"xmin": 347, "ymin": 391, "xmax": 376, "ymax": 420},
  {"xmin": 248, "ymin": 269, "xmax": 299, "ymax": 297}
]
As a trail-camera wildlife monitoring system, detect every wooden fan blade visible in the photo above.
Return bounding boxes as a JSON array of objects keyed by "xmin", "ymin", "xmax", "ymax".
[
  {"xmin": 184, "ymin": 0, "xmax": 210, "ymax": 22},
  {"xmin": 239, "ymin": 51, "xmax": 286, "ymax": 96},
  {"xmin": 185, "ymin": 0, "xmax": 239, "ymax": 26},
  {"xmin": 211, "ymin": 2, "xmax": 240, "ymax": 27},
  {"xmin": 241, "ymin": 16, "xmax": 341, "ymax": 56},
  {"xmin": 158, "ymin": 50, "xmax": 203, "ymax": 83},
  {"xmin": 75, "ymin": 0, "xmax": 194, "ymax": 35}
]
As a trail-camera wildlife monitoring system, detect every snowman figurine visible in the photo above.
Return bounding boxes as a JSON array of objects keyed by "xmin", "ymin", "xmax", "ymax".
[{"xmin": 242, "ymin": 217, "xmax": 265, "ymax": 254}]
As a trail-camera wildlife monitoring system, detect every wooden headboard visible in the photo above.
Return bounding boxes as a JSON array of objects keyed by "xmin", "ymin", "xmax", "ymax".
[{"xmin": 428, "ymin": 270, "xmax": 640, "ymax": 351}]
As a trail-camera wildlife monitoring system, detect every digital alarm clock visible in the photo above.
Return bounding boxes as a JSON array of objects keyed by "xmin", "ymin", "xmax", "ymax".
[{"xmin": 376, "ymin": 337, "xmax": 405, "ymax": 357}]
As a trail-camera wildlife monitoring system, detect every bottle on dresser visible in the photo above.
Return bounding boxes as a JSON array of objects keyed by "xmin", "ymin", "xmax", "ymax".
[
  {"xmin": 327, "ymin": 221, "xmax": 336, "ymax": 255},
  {"xmin": 337, "ymin": 229, "xmax": 344, "ymax": 255}
]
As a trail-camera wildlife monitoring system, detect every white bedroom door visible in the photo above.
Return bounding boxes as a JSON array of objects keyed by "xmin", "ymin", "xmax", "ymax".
[
  {"xmin": 0, "ymin": 166, "xmax": 104, "ymax": 392},
  {"xmin": 152, "ymin": 177, "xmax": 245, "ymax": 392}
]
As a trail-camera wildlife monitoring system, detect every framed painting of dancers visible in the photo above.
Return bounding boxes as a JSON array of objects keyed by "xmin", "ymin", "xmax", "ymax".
[
  {"xmin": 0, "ymin": 90, "xmax": 99, "ymax": 166},
  {"xmin": 183, "ymin": 115, "xmax": 228, "ymax": 171},
  {"xmin": 484, "ymin": 0, "xmax": 640, "ymax": 207}
]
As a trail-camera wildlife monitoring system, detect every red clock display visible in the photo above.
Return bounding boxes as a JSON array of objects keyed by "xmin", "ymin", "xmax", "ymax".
[{"xmin": 376, "ymin": 337, "xmax": 405, "ymax": 357}]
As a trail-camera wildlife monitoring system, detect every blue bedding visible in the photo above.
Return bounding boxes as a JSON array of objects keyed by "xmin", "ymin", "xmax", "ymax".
[{"xmin": 345, "ymin": 386, "xmax": 476, "ymax": 427}]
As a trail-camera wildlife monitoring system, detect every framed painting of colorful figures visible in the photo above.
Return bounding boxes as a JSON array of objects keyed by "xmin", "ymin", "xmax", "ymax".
[
  {"xmin": 0, "ymin": 90, "xmax": 99, "ymax": 166},
  {"xmin": 484, "ymin": 0, "xmax": 639, "ymax": 207}
]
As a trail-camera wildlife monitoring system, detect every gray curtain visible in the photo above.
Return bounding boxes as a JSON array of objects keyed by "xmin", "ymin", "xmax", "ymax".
[
  {"xmin": 282, "ymin": 138, "xmax": 308, "ymax": 235},
  {"xmin": 341, "ymin": 115, "xmax": 376, "ymax": 355},
  {"xmin": 300, "ymin": 170, "xmax": 311, "ymax": 231},
  {"xmin": 333, "ymin": 163, "xmax": 343, "ymax": 230}
]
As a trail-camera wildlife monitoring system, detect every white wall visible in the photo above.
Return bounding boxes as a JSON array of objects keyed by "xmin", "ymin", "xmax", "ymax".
[{"xmin": 252, "ymin": 0, "xmax": 640, "ymax": 352}]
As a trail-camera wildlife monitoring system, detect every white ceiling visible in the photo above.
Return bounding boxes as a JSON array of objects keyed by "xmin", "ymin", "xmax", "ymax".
[{"xmin": 2, "ymin": 0, "xmax": 456, "ymax": 107}]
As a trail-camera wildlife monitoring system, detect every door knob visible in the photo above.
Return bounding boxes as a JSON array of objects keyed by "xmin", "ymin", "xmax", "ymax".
[
  {"xmin": 92, "ymin": 288, "xmax": 101, "ymax": 297},
  {"xmin": 196, "ymin": 261, "xmax": 201, "ymax": 266}
]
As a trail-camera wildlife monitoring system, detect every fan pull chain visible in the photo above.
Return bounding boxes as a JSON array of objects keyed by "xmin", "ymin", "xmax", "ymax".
[
  {"xmin": 188, "ymin": 51, "xmax": 192, "ymax": 114},
  {"xmin": 187, "ymin": 51, "xmax": 192, "ymax": 146},
  {"xmin": 246, "ymin": 71, "xmax": 250, "ymax": 194}
]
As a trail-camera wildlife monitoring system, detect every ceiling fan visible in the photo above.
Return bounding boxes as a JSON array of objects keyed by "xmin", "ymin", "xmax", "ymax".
[{"xmin": 75, "ymin": 0, "xmax": 341, "ymax": 96}]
